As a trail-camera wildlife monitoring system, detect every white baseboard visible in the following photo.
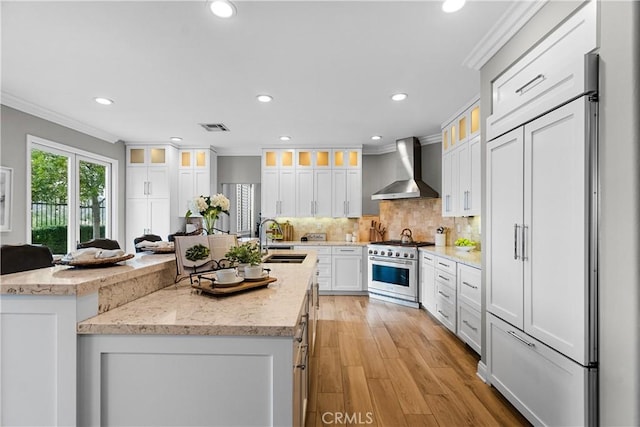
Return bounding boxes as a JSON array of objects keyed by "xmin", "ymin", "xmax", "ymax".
[{"xmin": 476, "ymin": 360, "xmax": 488, "ymax": 384}]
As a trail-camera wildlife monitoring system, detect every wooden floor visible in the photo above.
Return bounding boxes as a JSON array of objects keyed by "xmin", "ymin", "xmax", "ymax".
[{"xmin": 306, "ymin": 296, "xmax": 530, "ymax": 427}]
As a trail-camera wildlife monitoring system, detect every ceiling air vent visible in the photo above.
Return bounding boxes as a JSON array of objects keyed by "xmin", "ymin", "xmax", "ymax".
[{"xmin": 200, "ymin": 123, "xmax": 230, "ymax": 132}]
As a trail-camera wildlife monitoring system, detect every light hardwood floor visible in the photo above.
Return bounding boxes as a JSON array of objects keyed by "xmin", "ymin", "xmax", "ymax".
[{"xmin": 306, "ymin": 296, "xmax": 531, "ymax": 427}]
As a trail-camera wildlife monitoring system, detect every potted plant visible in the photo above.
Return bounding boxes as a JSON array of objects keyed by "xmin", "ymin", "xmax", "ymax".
[{"xmin": 225, "ymin": 242, "xmax": 262, "ymax": 277}]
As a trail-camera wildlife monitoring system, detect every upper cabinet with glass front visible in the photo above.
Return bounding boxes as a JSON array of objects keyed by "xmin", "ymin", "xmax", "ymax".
[
  {"xmin": 263, "ymin": 149, "xmax": 296, "ymax": 170},
  {"xmin": 332, "ymin": 149, "xmax": 362, "ymax": 169},
  {"xmin": 127, "ymin": 146, "xmax": 169, "ymax": 167},
  {"xmin": 296, "ymin": 149, "xmax": 332, "ymax": 169},
  {"xmin": 443, "ymin": 100, "xmax": 480, "ymax": 153},
  {"xmin": 179, "ymin": 149, "xmax": 209, "ymax": 170}
]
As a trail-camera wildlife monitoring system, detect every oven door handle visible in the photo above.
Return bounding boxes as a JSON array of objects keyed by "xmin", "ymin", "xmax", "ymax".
[{"xmin": 369, "ymin": 256, "xmax": 414, "ymax": 266}]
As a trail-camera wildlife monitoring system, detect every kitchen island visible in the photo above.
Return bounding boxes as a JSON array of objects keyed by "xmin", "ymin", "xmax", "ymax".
[
  {"xmin": 0, "ymin": 250, "xmax": 317, "ymax": 427},
  {"xmin": 77, "ymin": 251, "xmax": 317, "ymax": 427}
]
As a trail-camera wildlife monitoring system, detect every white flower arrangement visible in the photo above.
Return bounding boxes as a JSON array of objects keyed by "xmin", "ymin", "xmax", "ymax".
[{"xmin": 185, "ymin": 194, "xmax": 230, "ymax": 234}]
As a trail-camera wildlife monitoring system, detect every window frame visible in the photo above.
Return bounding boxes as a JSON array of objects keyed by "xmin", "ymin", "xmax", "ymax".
[{"xmin": 26, "ymin": 134, "xmax": 119, "ymax": 254}]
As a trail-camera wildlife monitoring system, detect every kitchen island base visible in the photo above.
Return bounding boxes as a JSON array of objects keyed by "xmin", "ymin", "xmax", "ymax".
[{"xmin": 78, "ymin": 333, "xmax": 295, "ymax": 426}]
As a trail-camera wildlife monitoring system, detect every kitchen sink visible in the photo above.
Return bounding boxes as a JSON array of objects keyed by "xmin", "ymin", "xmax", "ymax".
[{"xmin": 263, "ymin": 254, "xmax": 307, "ymax": 264}]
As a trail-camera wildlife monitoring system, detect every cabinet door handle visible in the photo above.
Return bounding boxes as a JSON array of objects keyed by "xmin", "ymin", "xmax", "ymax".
[
  {"xmin": 437, "ymin": 262, "xmax": 450, "ymax": 268},
  {"xmin": 311, "ymin": 201, "xmax": 314, "ymax": 215},
  {"xmin": 437, "ymin": 310, "xmax": 449, "ymax": 319},
  {"xmin": 437, "ymin": 290, "xmax": 450, "ymax": 298},
  {"xmin": 437, "ymin": 274, "xmax": 450, "ymax": 282},
  {"xmin": 143, "ymin": 181, "xmax": 149, "ymax": 195},
  {"xmin": 515, "ymin": 74, "xmax": 544, "ymax": 95},
  {"xmin": 508, "ymin": 330, "xmax": 535, "ymax": 347},
  {"xmin": 314, "ymin": 201, "xmax": 318, "ymax": 215},
  {"xmin": 514, "ymin": 224, "xmax": 520, "ymax": 260},
  {"xmin": 462, "ymin": 281, "xmax": 478, "ymax": 289},
  {"xmin": 463, "ymin": 320, "xmax": 478, "ymax": 332},
  {"xmin": 521, "ymin": 225, "xmax": 528, "ymax": 261}
]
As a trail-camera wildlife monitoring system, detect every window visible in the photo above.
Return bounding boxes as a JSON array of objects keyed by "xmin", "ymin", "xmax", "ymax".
[
  {"xmin": 27, "ymin": 135, "xmax": 118, "ymax": 254},
  {"xmin": 235, "ymin": 184, "xmax": 254, "ymax": 237}
]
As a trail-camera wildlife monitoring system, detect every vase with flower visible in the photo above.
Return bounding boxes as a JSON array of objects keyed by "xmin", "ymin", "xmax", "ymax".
[{"xmin": 185, "ymin": 194, "xmax": 230, "ymax": 235}]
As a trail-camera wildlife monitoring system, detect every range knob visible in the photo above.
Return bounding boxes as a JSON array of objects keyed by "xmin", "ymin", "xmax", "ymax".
[
  {"xmin": 368, "ymin": 249, "xmax": 373, "ymax": 254},
  {"xmin": 409, "ymin": 253, "xmax": 415, "ymax": 259},
  {"xmin": 373, "ymin": 250, "xmax": 378, "ymax": 255},
  {"xmin": 387, "ymin": 251, "xmax": 393, "ymax": 257},
  {"xmin": 395, "ymin": 252, "xmax": 400, "ymax": 257},
  {"xmin": 403, "ymin": 253, "xmax": 408, "ymax": 258}
]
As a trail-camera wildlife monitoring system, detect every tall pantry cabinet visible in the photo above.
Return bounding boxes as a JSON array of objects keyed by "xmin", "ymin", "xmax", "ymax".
[
  {"xmin": 484, "ymin": 2, "xmax": 598, "ymax": 425},
  {"xmin": 125, "ymin": 145, "xmax": 177, "ymax": 253}
]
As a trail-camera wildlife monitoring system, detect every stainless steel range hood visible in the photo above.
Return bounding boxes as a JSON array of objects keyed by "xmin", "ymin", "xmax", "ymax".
[{"xmin": 371, "ymin": 137, "xmax": 439, "ymax": 200}]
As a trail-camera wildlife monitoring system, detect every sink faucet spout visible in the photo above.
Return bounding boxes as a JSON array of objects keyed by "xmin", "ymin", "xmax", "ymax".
[{"xmin": 258, "ymin": 218, "xmax": 283, "ymax": 256}]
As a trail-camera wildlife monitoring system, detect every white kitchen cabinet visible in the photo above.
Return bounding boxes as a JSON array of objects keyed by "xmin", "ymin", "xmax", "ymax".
[
  {"xmin": 332, "ymin": 149, "xmax": 361, "ymax": 169},
  {"xmin": 126, "ymin": 145, "xmax": 176, "ymax": 252},
  {"xmin": 331, "ymin": 246, "xmax": 363, "ymax": 292},
  {"xmin": 296, "ymin": 169, "xmax": 332, "ymax": 217},
  {"xmin": 295, "ymin": 245, "xmax": 332, "ymax": 291},
  {"xmin": 332, "ymin": 169, "xmax": 362, "ymax": 218},
  {"xmin": 262, "ymin": 168, "xmax": 296, "ymax": 218},
  {"xmin": 434, "ymin": 256, "xmax": 457, "ymax": 333},
  {"xmin": 487, "ymin": 98, "xmax": 591, "ymax": 364},
  {"xmin": 177, "ymin": 148, "xmax": 212, "ymax": 216},
  {"xmin": 486, "ymin": 1, "xmax": 597, "ymax": 140},
  {"xmin": 419, "ymin": 250, "xmax": 436, "ymax": 315},
  {"xmin": 442, "ymin": 99, "xmax": 481, "ymax": 217},
  {"xmin": 457, "ymin": 264, "xmax": 481, "ymax": 354},
  {"xmin": 487, "ymin": 313, "xmax": 593, "ymax": 426}
]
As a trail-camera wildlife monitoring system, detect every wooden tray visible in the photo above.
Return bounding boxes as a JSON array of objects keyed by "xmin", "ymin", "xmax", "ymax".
[
  {"xmin": 58, "ymin": 253, "xmax": 135, "ymax": 267},
  {"xmin": 191, "ymin": 276, "xmax": 277, "ymax": 296}
]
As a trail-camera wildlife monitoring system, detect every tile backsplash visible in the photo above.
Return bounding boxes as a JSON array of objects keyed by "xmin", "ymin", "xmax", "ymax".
[
  {"xmin": 276, "ymin": 198, "xmax": 481, "ymax": 247},
  {"xmin": 378, "ymin": 198, "xmax": 481, "ymax": 248}
]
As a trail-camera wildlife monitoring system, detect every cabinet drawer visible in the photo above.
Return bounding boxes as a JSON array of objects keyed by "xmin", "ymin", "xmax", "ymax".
[
  {"xmin": 457, "ymin": 264, "xmax": 481, "ymax": 310},
  {"xmin": 487, "ymin": 314, "xmax": 593, "ymax": 426},
  {"xmin": 457, "ymin": 301, "xmax": 481, "ymax": 354},
  {"xmin": 316, "ymin": 263, "xmax": 332, "ymax": 278},
  {"xmin": 435, "ymin": 280, "xmax": 455, "ymax": 305},
  {"xmin": 435, "ymin": 269, "xmax": 455, "ymax": 290},
  {"xmin": 435, "ymin": 257, "xmax": 456, "ymax": 276},
  {"xmin": 487, "ymin": 1, "xmax": 597, "ymax": 140},
  {"xmin": 317, "ymin": 277, "xmax": 332, "ymax": 292},
  {"xmin": 419, "ymin": 251, "xmax": 435, "ymax": 267},
  {"xmin": 435, "ymin": 298, "xmax": 456, "ymax": 333},
  {"xmin": 295, "ymin": 246, "xmax": 332, "ymax": 256},
  {"xmin": 331, "ymin": 246, "xmax": 361, "ymax": 255}
]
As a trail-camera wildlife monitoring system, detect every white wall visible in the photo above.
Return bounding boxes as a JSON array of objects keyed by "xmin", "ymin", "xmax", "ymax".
[{"xmin": 480, "ymin": 1, "xmax": 640, "ymax": 424}]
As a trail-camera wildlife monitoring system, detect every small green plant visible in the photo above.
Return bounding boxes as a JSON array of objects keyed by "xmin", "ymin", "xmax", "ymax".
[
  {"xmin": 225, "ymin": 242, "xmax": 262, "ymax": 266},
  {"xmin": 185, "ymin": 244, "xmax": 210, "ymax": 262}
]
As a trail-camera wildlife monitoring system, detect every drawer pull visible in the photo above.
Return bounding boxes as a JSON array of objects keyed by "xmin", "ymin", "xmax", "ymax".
[
  {"xmin": 462, "ymin": 281, "xmax": 478, "ymax": 289},
  {"xmin": 438, "ymin": 262, "xmax": 450, "ymax": 268},
  {"xmin": 295, "ymin": 364, "xmax": 307, "ymax": 370},
  {"xmin": 515, "ymin": 73, "xmax": 544, "ymax": 95},
  {"xmin": 437, "ymin": 310, "xmax": 449, "ymax": 319},
  {"xmin": 437, "ymin": 290, "xmax": 450, "ymax": 299},
  {"xmin": 462, "ymin": 320, "xmax": 478, "ymax": 332},
  {"xmin": 508, "ymin": 330, "xmax": 535, "ymax": 347},
  {"xmin": 437, "ymin": 275, "xmax": 450, "ymax": 282}
]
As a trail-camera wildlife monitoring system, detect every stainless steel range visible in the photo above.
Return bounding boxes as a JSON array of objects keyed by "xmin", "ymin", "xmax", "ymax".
[{"xmin": 367, "ymin": 240, "xmax": 434, "ymax": 308}]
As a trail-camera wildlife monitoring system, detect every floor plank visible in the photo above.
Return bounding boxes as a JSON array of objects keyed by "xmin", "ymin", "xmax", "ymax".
[{"xmin": 308, "ymin": 296, "xmax": 530, "ymax": 427}]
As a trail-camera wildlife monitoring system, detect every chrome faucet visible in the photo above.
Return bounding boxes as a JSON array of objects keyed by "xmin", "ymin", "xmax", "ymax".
[{"xmin": 258, "ymin": 218, "xmax": 283, "ymax": 255}]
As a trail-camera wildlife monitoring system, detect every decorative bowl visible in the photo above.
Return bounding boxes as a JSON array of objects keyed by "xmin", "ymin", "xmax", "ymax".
[{"xmin": 455, "ymin": 245, "xmax": 475, "ymax": 252}]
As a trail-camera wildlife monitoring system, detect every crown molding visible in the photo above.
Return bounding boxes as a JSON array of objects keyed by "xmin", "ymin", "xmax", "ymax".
[
  {"xmin": 419, "ymin": 133, "xmax": 441, "ymax": 146},
  {"xmin": 1, "ymin": 91, "xmax": 121, "ymax": 143},
  {"xmin": 463, "ymin": 0, "xmax": 548, "ymax": 71},
  {"xmin": 362, "ymin": 142, "xmax": 396, "ymax": 155}
]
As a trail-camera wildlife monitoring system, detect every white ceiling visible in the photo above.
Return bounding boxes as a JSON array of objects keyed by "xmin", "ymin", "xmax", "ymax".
[{"xmin": 1, "ymin": 1, "xmax": 518, "ymax": 155}]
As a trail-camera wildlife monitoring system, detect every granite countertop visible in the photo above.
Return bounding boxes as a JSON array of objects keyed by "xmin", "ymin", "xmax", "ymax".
[
  {"xmin": 77, "ymin": 251, "xmax": 318, "ymax": 337},
  {"xmin": 420, "ymin": 246, "xmax": 482, "ymax": 268},
  {"xmin": 0, "ymin": 253, "xmax": 175, "ymax": 296}
]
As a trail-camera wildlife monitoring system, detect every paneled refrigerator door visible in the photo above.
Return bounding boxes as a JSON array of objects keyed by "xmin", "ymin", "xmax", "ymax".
[
  {"xmin": 523, "ymin": 97, "xmax": 593, "ymax": 365},
  {"xmin": 486, "ymin": 128, "xmax": 525, "ymax": 329}
]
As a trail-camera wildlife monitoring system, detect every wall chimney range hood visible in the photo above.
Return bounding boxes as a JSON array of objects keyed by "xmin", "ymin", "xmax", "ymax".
[{"xmin": 371, "ymin": 137, "xmax": 439, "ymax": 200}]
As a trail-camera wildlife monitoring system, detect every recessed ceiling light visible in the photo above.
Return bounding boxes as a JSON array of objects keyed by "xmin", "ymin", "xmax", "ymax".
[
  {"xmin": 280, "ymin": 136, "xmax": 291, "ymax": 142},
  {"xmin": 209, "ymin": 0, "xmax": 236, "ymax": 18},
  {"xmin": 170, "ymin": 137, "xmax": 183, "ymax": 142},
  {"xmin": 442, "ymin": 0, "xmax": 466, "ymax": 13},
  {"xmin": 94, "ymin": 97, "xmax": 114, "ymax": 105},
  {"xmin": 257, "ymin": 94, "xmax": 273, "ymax": 103},
  {"xmin": 391, "ymin": 93, "xmax": 408, "ymax": 101},
  {"xmin": 371, "ymin": 135, "xmax": 382, "ymax": 141}
]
